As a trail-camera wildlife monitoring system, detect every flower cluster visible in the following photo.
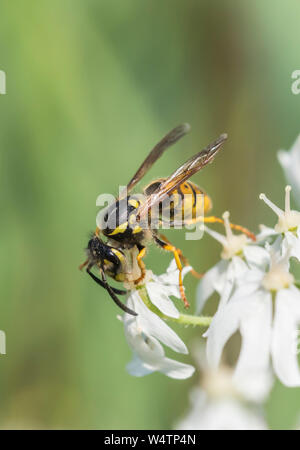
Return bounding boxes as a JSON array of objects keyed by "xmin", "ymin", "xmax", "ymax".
[
  {"xmin": 113, "ymin": 133, "xmax": 300, "ymax": 428},
  {"xmin": 202, "ymin": 190, "xmax": 300, "ymax": 387},
  {"xmin": 119, "ymin": 260, "xmax": 195, "ymax": 379},
  {"xmin": 175, "ymin": 345, "xmax": 271, "ymax": 430}
]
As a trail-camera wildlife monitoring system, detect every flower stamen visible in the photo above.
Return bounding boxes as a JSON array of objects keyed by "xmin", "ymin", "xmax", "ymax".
[
  {"xmin": 259, "ymin": 186, "xmax": 300, "ymax": 233},
  {"xmin": 205, "ymin": 211, "xmax": 249, "ymax": 260},
  {"xmin": 285, "ymin": 185, "xmax": 291, "ymax": 215},
  {"xmin": 259, "ymin": 193, "xmax": 283, "ymax": 217}
]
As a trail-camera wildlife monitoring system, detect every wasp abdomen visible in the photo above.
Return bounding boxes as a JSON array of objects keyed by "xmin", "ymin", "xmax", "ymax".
[{"xmin": 144, "ymin": 179, "xmax": 212, "ymax": 226}]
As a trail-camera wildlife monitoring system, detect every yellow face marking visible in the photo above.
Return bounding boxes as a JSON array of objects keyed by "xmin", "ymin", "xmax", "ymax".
[
  {"xmin": 128, "ymin": 199, "xmax": 139, "ymax": 209},
  {"xmin": 132, "ymin": 225, "xmax": 142, "ymax": 234},
  {"xmin": 103, "ymin": 259, "xmax": 112, "ymax": 266},
  {"xmin": 108, "ymin": 222, "xmax": 128, "ymax": 236}
]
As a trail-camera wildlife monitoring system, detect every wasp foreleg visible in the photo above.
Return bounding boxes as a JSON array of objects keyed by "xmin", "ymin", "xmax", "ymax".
[
  {"xmin": 99, "ymin": 268, "xmax": 137, "ymax": 316},
  {"xmin": 133, "ymin": 246, "xmax": 147, "ymax": 285}
]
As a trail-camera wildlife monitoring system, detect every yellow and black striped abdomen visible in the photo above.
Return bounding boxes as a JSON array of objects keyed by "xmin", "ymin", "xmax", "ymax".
[
  {"xmin": 169, "ymin": 181, "xmax": 212, "ymax": 225},
  {"xmin": 144, "ymin": 179, "xmax": 212, "ymax": 226}
]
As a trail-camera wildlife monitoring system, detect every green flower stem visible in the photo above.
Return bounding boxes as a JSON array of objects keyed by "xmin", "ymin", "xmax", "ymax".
[{"xmin": 138, "ymin": 286, "xmax": 212, "ymax": 328}]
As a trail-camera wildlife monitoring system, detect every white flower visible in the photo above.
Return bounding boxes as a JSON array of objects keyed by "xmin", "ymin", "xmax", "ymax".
[
  {"xmin": 120, "ymin": 259, "xmax": 195, "ymax": 379},
  {"xmin": 176, "ymin": 388, "xmax": 268, "ymax": 430},
  {"xmin": 258, "ymin": 185, "xmax": 300, "ymax": 261},
  {"xmin": 205, "ymin": 245, "xmax": 300, "ymax": 387},
  {"xmin": 278, "ymin": 134, "xmax": 300, "ymax": 208},
  {"xmin": 175, "ymin": 347, "xmax": 269, "ymax": 430},
  {"xmin": 196, "ymin": 211, "xmax": 263, "ymax": 313}
]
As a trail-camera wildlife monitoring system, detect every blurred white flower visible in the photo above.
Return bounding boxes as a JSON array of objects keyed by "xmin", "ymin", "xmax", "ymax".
[
  {"xmin": 120, "ymin": 259, "xmax": 195, "ymax": 379},
  {"xmin": 196, "ymin": 211, "xmax": 264, "ymax": 313},
  {"xmin": 176, "ymin": 389, "xmax": 268, "ymax": 430},
  {"xmin": 175, "ymin": 347, "xmax": 270, "ymax": 430},
  {"xmin": 205, "ymin": 245, "xmax": 300, "ymax": 387},
  {"xmin": 278, "ymin": 134, "xmax": 300, "ymax": 207}
]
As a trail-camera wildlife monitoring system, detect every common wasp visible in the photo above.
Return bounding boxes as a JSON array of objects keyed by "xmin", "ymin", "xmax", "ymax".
[{"xmin": 80, "ymin": 124, "xmax": 254, "ymax": 316}]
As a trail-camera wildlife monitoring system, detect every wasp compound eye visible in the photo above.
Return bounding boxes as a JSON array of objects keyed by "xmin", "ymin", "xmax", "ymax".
[{"xmin": 87, "ymin": 237, "xmax": 104, "ymax": 259}]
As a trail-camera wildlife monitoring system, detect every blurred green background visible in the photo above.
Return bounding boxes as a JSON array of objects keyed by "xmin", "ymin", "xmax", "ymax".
[{"xmin": 0, "ymin": 0, "xmax": 300, "ymax": 429}]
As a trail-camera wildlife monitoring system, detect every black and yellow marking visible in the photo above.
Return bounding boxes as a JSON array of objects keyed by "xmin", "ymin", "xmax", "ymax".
[{"xmin": 145, "ymin": 179, "xmax": 212, "ymax": 226}]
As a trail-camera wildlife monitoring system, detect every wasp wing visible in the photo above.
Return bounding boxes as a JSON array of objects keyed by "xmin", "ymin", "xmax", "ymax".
[
  {"xmin": 137, "ymin": 133, "xmax": 227, "ymax": 222},
  {"xmin": 119, "ymin": 123, "xmax": 191, "ymax": 199}
]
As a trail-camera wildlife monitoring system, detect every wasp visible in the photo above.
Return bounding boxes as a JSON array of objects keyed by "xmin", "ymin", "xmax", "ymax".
[{"xmin": 80, "ymin": 124, "xmax": 255, "ymax": 316}]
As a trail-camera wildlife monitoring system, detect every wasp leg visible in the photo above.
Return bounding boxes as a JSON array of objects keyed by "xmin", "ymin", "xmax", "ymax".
[
  {"xmin": 158, "ymin": 233, "xmax": 204, "ymax": 280},
  {"xmin": 99, "ymin": 268, "xmax": 137, "ymax": 316},
  {"xmin": 86, "ymin": 267, "xmax": 127, "ymax": 295},
  {"xmin": 134, "ymin": 246, "xmax": 147, "ymax": 285},
  {"xmin": 184, "ymin": 216, "xmax": 256, "ymax": 241},
  {"xmin": 153, "ymin": 234, "xmax": 190, "ymax": 308}
]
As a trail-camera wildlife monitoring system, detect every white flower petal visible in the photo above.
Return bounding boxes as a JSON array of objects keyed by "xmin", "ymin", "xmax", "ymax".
[
  {"xmin": 243, "ymin": 245, "xmax": 270, "ymax": 271},
  {"xmin": 217, "ymin": 257, "xmax": 248, "ymax": 309},
  {"xmin": 159, "ymin": 358, "xmax": 195, "ymax": 379},
  {"xmin": 256, "ymin": 225, "xmax": 278, "ymax": 241},
  {"xmin": 146, "ymin": 282, "xmax": 180, "ymax": 318},
  {"xmin": 230, "ymin": 256, "xmax": 248, "ymax": 279},
  {"xmin": 205, "ymin": 296, "xmax": 249, "ymax": 368},
  {"xmin": 233, "ymin": 290, "xmax": 273, "ymax": 402},
  {"xmin": 156, "ymin": 258, "xmax": 191, "ymax": 286},
  {"xmin": 272, "ymin": 287, "xmax": 300, "ymax": 387},
  {"xmin": 201, "ymin": 400, "xmax": 268, "ymax": 430},
  {"xmin": 176, "ymin": 389, "xmax": 267, "ymax": 430},
  {"xmin": 217, "ymin": 273, "xmax": 235, "ymax": 310},
  {"xmin": 283, "ymin": 231, "xmax": 300, "ymax": 262},
  {"xmin": 124, "ymin": 319, "xmax": 165, "ymax": 367},
  {"xmin": 234, "ymin": 267, "xmax": 264, "ymax": 294},
  {"xmin": 196, "ymin": 260, "xmax": 228, "ymax": 313},
  {"xmin": 175, "ymin": 389, "xmax": 207, "ymax": 430},
  {"xmin": 127, "ymin": 291, "xmax": 188, "ymax": 354},
  {"xmin": 126, "ymin": 354, "xmax": 155, "ymax": 377}
]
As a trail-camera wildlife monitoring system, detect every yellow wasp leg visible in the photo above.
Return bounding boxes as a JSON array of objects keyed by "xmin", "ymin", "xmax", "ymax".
[
  {"xmin": 153, "ymin": 234, "xmax": 189, "ymax": 308},
  {"xmin": 184, "ymin": 216, "xmax": 256, "ymax": 241},
  {"xmin": 164, "ymin": 244, "xmax": 189, "ymax": 308},
  {"xmin": 158, "ymin": 233, "xmax": 203, "ymax": 280},
  {"xmin": 134, "ymin": 247, "xmax": 147, "ymax": 285}
]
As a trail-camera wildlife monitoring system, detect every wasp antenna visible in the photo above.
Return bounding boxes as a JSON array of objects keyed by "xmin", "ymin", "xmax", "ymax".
[
  {"xmin": 86, "ymin": 268, "xmax": 128, "ymax": 296},
  {"xmin": 105, "ymin": 281, "xmax": 137, "ymax": 316},
  {"xmin": 99, "ymin": 268, "xmax": 138, "ymax": 316}
]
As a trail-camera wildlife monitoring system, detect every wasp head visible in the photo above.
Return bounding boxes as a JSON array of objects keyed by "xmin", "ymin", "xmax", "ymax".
[{"xmin": 86, "ymin": 235, "xmax": 107, "ymax": 264}]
